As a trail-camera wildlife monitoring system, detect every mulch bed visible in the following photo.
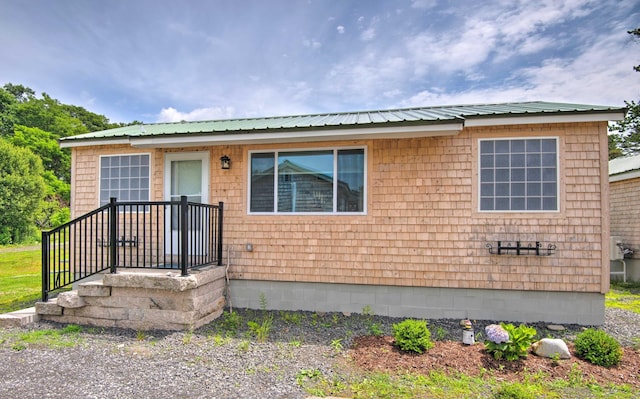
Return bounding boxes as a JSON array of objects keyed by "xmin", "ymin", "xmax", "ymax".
[{"xmin": 348, "ymin": 336, "xmax": 640, "ymax": 388}]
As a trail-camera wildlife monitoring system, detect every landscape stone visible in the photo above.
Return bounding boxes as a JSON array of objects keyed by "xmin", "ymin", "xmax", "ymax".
[
  {"xmin": 57, "ymin": 291, "xmax": 86, "ymax": 308},
  {"xmin": 531, "ymin": 338, "xmax": 571, "ymax": 359},
  {"xmin": 35, "ymin": 301, "xmax": 63, "ymax": 315},
  {"xmin": 547, "ymin": 324, "xmax": 566, "ymax": 331},
  {"xmin": 78, "ymin": 281, "xmax": 111, "ymax": 297}
]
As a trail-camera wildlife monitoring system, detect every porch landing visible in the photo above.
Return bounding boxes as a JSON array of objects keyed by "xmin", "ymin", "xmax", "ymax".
[{"xmin": 35, "ymin": 266, "xmax": 227, "ymax": 330}]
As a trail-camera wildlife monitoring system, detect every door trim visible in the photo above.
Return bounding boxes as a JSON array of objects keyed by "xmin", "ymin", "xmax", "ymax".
[{"xmin": 163, "ymin": 151, "xmax": 210, "ymax": 203}]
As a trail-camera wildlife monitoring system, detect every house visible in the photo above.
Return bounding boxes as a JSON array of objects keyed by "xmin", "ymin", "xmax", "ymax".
[
  {"xmin": 56, "ymin": 101, "xmax": 626, "ymax": 326},
  {"xmin": 609, "ymin": 153, "xmax": 640, "ymax": 282}
]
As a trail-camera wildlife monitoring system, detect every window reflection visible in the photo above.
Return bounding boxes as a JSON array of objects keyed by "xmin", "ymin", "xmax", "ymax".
[{"xmin": 249, "ymin": 149, "xmax": 365, "ymax": 213}]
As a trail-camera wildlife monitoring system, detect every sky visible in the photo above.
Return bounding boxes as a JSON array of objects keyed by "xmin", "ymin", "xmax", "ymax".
[{"xmin": 1, "ymin": 0, "xmax": 639, "ymax": 125}]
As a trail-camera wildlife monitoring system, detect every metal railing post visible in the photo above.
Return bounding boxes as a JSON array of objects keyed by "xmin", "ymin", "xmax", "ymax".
[
  {"xmin": 180, "ymin": 196, "xmax": 188, "ymax": 276},
  {"xmin": 109, "ymin": 197, "xmax": 118, "ymax": 273},
  {"xmin": 217, "ymin": 202, "xmax": 224, "ymax": 266},
  {"xmin": 41, "ymin": 231, "xmax": 49, "ymax": 302}
]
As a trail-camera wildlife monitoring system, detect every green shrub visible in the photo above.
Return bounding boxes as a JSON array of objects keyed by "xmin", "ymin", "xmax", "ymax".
[
  {"xmin": 484, "ymin": 323, "xmax": 537, "ymax": 361},
  {"xmin": 392, "ymin": 319, "xmax": 433, "ymax": 354},
  {"xmin": 574, "ymin": 328, "xmax": 622, "ymax": 367}
]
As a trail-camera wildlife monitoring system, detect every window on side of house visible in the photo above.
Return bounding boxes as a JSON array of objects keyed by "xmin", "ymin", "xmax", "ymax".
[
  {"xmin": 479, "ymin": 138, "xmax": 558, "ymax": 212},
  {"xmin": 99, "ymin": 154, "xmax": 150, "ymax": 206},
  {"xmin": 249, "ymin": 148, "xmax": 365, "ymax": 214}
]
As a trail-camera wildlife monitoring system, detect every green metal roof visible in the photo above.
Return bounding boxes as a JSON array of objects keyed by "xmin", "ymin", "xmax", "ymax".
[{"xmin": 60, "ymin": 101, "xmax": 626, "ymax": 145}]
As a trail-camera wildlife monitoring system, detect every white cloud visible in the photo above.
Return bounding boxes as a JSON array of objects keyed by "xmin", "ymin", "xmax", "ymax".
[
  {"xmin": 383, "ymin": 89, "xmax": 403, "ymax": 99},
  {"xmin": 407, "ymin": 19, "xmax": 498, "ymax": 75},
  {"xmin": 361, "ymin": 28, "xmax": 375, "ymax": 41},
  {"xmin": 326, "ymin": 54, "xmax": 409, "ymax": 100},
  {"xmin": 514, "ymin": 34, "xmax": 638, "ymax": 106},
  {"xmin": 157, "ymin": 106, "xmax": 236, "ymax": 123},
  {"xmin": 400, "ymin": 29, "xmax": 639, "ymax": 109},
  {"xmin": 410, "ymin": 0, "xmax": 437, "ymax": 9},
  {"xmin": 303, "ymin": 38, "xmax": 322, "ymax": 49},
  {"xmin": 336, "ymin": 25, "xmax": 345, "ymax": 34},
  {"xmin": 496, "ymin": 0, "xmax": 597, "ymax": 40}
]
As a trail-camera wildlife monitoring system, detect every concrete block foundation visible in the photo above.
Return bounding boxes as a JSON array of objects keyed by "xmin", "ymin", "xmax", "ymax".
[{"xmin": 229, "ymin": 280, "xmax": 605, "ymax": 325}]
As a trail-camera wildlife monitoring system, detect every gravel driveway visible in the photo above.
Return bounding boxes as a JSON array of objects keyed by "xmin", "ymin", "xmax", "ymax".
[{"xmin": 1, "ymin": 308, "xmax": 637, "ymax": 399}]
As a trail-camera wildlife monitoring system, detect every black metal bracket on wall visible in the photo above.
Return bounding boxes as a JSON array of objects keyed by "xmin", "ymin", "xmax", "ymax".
[{"xmin": 486, "ymin": 241, "xmax": 556, "ymax": 256}]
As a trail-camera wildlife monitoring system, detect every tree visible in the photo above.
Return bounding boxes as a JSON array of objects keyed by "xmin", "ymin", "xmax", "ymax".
[
  {"xmin": 0, "ymin": 82, "xmax": 141, "ymax": 237},
  {"xmin": 9, "ymin": 125, "xmax": 71, "ymax": 182},
  {"xmin": 609, "ymin": 134, "xmax": 624, "ymax": 160},
  {"xmin": 610, "ymin": 28, "xmax": 640, "ymax": 158},
  {"xmin": 0, "ymin": 139, "xmax": 45, "ymax": 244},
  {"xmin": 2, "ymin": 83, "xmax": 36, "ymax": 103},
  {"xmin": 0, "ymin": 88, "xmax": 17, "ymax": 135}
]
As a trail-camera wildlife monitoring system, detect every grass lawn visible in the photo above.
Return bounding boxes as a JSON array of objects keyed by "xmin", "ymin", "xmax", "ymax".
[
  {"xmin": 0, "ymin": 248, "xmax": 41, "ymax": 313},
  {"xmin": 606, "ymin": 281, "xmax": 640, "ymax": 314}
]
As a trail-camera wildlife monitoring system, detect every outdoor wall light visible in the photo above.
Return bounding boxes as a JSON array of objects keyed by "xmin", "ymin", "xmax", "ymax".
[{"xmin": 220, "ymin": 155, "xmax": 231, "ymax": 170}]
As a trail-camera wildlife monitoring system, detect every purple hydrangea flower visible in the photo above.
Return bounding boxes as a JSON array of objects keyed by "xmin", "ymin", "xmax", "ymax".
[{"xmin": 485, "ymin": 324, "xmax": 510, "ymax": 344}]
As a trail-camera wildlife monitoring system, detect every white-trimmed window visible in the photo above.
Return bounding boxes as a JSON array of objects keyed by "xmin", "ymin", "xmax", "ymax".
[
  {"xmin": 479, "ymin": 138, "xmax": 558, "ymax": 211},
  {"xmin": 99, "ymin": 154, "xmax": 150, "ymax": 206},
  {"xmin": 249, "ymin": 148, "xmax": 366, "ymax": 214}
]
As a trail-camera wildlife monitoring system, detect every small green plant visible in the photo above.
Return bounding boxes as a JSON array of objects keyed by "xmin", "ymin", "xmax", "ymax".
[
  {"xmin": 296, "ymin": 368, "xmax": 321, "ymax": 386},
  {"xmin": 247, "ymin": 315, "xmax": 273, "ymax": 342},
  {"xmin": 566, "ymin": 363, "xmax": 585, "ymax": 386},
  {"xmin": 493, "ymin": 381, "xmax": 537, "ymax": 399},
  {"xmin": 259, "ymin": 292, "xmax": 268, "ymax": 310},
  {"xmin": 236, "ymin": 339, "xmax": 250, "ymax": 352},
  {"xmin": 136, "ymin": 330, "xmax": 146, "ymax": 341},
  {"xmin": 484, "ymin": 323, "xmax": 537, "ymax": 361},
  {"xmin": 310, "ymin": 312, "xmax": 323, "ymax": 327},
  {"xmin": 280, "ymin": 311, "xmax": 304, "ymax": 325},
  {"xmin": 62, "ymin": 324, "xmax": 83, "ymax": 334},
  {"xmin": 392, "ymin": 319, "xmax": 434, "ymax": 354},
  {"xmin": 182, "ymin": 329, "xmax": 193, "ymax": 345},
  {"xmin": 221, "ymin": 310, "xmax": 242, "ymax": 333},
  {"xmin": 11, "ymin": 342, "xmax": 27, "ymax": 351},
  {"xmin": 210, "ymin": 333, "xmax": 230, "ymax": 346},
  {"xmin": 550, "ymin": 352, "xmax": 561, "ymax": 367},
  {"xmin": 368, "ymin": 322, "xmax": 383, "ymax": 336},
  {"xmin": 330, "ymin": 338, "xmax": 343, "ymax": 353},
  {"xmin": 574, "ymin": 328, "xmax": 622, "ymax": 368},
  {"xmin": 434, "ymin": 326, "xmax": 448, "ymax": 341}
]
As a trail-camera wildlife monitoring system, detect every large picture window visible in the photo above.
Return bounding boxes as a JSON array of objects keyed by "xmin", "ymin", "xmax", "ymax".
[
  {"xmin": 479, "ymin": 138, "xmax": 558, "ymax": 211},
  {"xmin": 99, "ymin": 154, "xmax": 150, "ymax": 206},
  {"xmin": 249, "ymin": 148, "xmax": 365, "ymax": 214}
]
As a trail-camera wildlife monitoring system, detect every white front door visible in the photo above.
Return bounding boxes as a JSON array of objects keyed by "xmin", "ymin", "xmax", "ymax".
[{"xmin": 164, "ymin": 152, "xmax": 209, "ymax": 255}]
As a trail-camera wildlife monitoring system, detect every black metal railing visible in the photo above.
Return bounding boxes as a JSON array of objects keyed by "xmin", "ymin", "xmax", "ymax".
[{"xmin": 42, "ymin": 196, "xmax": 223, "ymax": 301}]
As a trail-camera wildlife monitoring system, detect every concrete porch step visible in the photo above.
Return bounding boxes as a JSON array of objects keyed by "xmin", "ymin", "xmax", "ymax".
[{"xmin": 0, "ymin": 307, "xmax": 39, "ymax": 328}]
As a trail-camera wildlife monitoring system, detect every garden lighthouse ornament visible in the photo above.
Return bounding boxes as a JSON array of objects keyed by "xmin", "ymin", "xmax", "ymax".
[{"xmin": 460, "ymin": 319, "xmax": 475, "ymax": 345}]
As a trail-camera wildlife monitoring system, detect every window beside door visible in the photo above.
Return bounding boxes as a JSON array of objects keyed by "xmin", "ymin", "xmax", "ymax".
[{"xmin": 99, "ymin": 154, "xmax": 150, "ymax": 206}]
